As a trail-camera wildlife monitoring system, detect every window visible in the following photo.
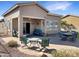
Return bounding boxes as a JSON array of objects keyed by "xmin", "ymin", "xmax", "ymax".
[{"xmin": 46, "ymin": 20, "xmax": 58, "ymax": 31}]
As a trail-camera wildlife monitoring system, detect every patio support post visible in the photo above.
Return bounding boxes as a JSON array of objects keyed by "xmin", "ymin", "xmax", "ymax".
[
  {"xmin": 44, "ymin": 20, "xmax": 47, "ymax": 36},
  {"xmin": 10, "ymin": 19, "xmax": 13, "ymax": 36},
  {"xmin": 59, "ymin": 20, "xmax": 61, "ymax": 32},
  {"xmin": 41, "ymin": 20, "xmax": 44, "ymax": 32},
  {"xmin": 18, "ymin": 16, "xmax": 23, "ymax": 38}
]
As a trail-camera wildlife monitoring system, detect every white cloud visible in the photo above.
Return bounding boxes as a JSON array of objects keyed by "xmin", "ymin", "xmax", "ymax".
[
  {"xmin": 46, "ymin": 2, "xmax": 72, "ymax": 11},
  {"xmin": 0, "ymin": 16, "xmax": 3, "ymax": 20}
]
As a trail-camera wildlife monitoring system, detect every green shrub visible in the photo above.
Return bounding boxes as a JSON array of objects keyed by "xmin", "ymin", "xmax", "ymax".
[
  {"xmin": 51, "ymin": 49, "xmax": 79, "ymax": 57},
  {"xmin": 7, "ymin": 40, "xmax": 19, "ymax": 48}
]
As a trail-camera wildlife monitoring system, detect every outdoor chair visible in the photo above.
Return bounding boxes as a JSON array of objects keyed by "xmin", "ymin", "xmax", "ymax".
[
  {"xmin": 12, "ymin": 30, "xmax": 18, "ymax": 37},
  {"xmin": 59, "ymin": 31, "xmax": 67, "ymax": 41},
  {"xmin": 72, "ymin": 31, "xmax": 78, "ymax": 38},
  {"xmin": 59, "ymin": 31, "xmax": 67, "ymax": 37},
  {"xmin": 68, "ymin": 31, "xmax": 78, "ymax": 42},
  {"xmin": 40, "ymin": 38, "xmax": 49, "ymax": 51},
  {"xmin": 33, "ymin": 29, "xmax": 44, "ymax": 36},
  {"xmin": 61, "ymin": 35, "xmax": 67, "ymax": 41},
  {"xmin": 20, "ymin": 36, "xmax": 29, "ymax": 47}
]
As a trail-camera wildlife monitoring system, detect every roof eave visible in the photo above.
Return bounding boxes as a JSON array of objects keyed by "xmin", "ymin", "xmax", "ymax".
[
  {"xmin": 47, "ymin": 13, "xmax": 63, "ymax": 18},
  {"xmin": 62, "ymin": 15, "xmax": 79, "ymax": 19},
  {"xmin": 35, "ymin": 3, "xmax": 49, "ymax": 13},
  {"xmin": 3, "ymin": 2, "xmax": 49, "ymax": 16},
  {"xmin": 3, "ymin": 4, "xmax": 19, "ymax": 16}
]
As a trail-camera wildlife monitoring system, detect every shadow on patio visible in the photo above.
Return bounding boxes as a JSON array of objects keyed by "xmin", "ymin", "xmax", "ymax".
[
  {"xmin": 49, "ymin": 35, "xmax": 79, "ymax": 48},
  {"xmin": 0, "ymin": 35, "xmax": 79, "ymax": 57}
]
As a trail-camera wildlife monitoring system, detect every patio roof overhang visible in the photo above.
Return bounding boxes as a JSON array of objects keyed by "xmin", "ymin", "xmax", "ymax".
[{"xmin": 23, "ymin": 16, "xmax": 45, "ymax": 20}]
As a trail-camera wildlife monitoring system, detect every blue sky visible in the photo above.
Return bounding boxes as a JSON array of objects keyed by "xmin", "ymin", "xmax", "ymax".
[{"xmin": 0, "ymin": 1, "xmax": 79, "ymax": 19}]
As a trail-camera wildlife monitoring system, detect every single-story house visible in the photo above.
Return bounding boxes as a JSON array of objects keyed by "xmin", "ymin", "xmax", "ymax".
[
  {"xmin": 3, "ymin": 2, "xmax": 62, "ymax": 38},
  {"xmin": 0, "ymin": 19, "xmax": 7, "ymax": 36},
  {"xmin": 61, "ymin": 15, "xmax": 79, "ymax": 32}
]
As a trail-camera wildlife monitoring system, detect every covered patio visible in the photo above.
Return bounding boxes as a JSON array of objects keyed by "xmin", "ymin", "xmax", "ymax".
[{"xmin": 11, "ymin": 16, "xmax": 45, "ymax": 38}]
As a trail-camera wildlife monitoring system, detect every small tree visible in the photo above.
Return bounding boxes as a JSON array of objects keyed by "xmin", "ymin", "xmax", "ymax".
[
  {"xmin": 61, "ymin": 21, "xmax": 69, "ymax": 31},
  {"xmin": 61, "ymin": 21, "xmax": 76, "ymax": 31}
]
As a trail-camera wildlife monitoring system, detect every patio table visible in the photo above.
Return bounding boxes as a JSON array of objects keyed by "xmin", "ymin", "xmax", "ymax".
[
  {"xmin": 59, "ymin": 31, "xmax": 73, "ymax": 41},
  {"xmin": 62, "ymin": 32, "xmax": 73, "ymax": 36},
  {"xmin": 62, "ymin": 32, "xmax": 76, "ymax": 41},
  {"xmin": 27, "ymin": 38, "xmax": 42, "ymax": 47},
  {"xmin": 59, "ymin": 31, "xmax": 77, "ymax": 41}
]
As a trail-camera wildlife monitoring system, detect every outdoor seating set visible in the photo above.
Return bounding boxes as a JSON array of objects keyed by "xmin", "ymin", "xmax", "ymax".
[
  {"xmin": 12, "ymin": 30, "xmax": 18, "ymax": 37},
  {"xmin": 12, "ymin": 28, "xmax": 44, "ymax": 37},
  {"xmin": 33, "ymin": 29, "xmax": 45, "ymax": 36},
  {"xmin": 59, "ymin": 31, "xmax": 78, "ymax": 42},
  {"xmin": 20, "ymin": 36, "xmax": 49, "ymax": 51}
]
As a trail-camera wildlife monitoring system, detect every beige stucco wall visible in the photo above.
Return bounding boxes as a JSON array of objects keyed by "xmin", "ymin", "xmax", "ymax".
[
  {"xmin": 62, "ymin": 16, "xmax": 79, "ymax": 32},
  {"xmin": 4, "ymin": 7, "xmax": 20, "ymax": 36},
  {"xmin": 4, "ymin": 7, "xmax": 19, "ymax": 19},
  {"xmin": 20, "ymin": 4, "xmax": 47, "ymax": 19},
  {"xmin": 45, "ymin": 15, "xmax": 61, "ymax": 34},
  {"xmin": 0, "ymin": 22, "xmax": 7, "ymax": 36}
]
